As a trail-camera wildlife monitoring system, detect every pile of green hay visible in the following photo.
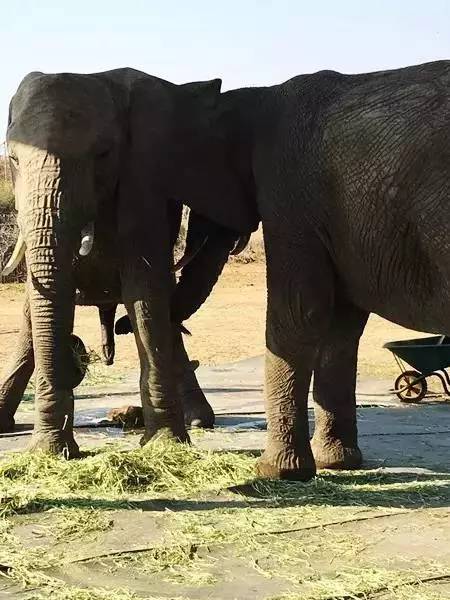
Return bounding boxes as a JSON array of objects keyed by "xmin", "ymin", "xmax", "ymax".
[
  {"xmin": 1, "ymin": 439, "xmax": 449, "ymax": 517},
  {"xmin": 0, "ymin": 439, "xmax": 255, "ymax": 516}
]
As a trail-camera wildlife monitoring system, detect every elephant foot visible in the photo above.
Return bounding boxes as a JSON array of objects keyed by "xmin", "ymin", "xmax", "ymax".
[
  {"xmin": 256, "ymin": 447, "xmax": 316, "ymax": 482},
  {"xmin": 311, "ymin": 435, "xmax": 362, "ymax": 470},
  {"xmin": 101, "ymin": 344, "xmax": 115, "ymax": 366},
  {"xmin": 140, "ymin": 425, "xmax": 190, "ymax": 447},
  {"xmin": 107, "ymin": 405, "xmax": 144, "ymax": 429},
  {"xmin": 27, "ymin": 431, "xmax": 80, "ymax": 458},
  {"xmin": 181, "ymin": 391, "xmax": 215, "ymax": 429}
]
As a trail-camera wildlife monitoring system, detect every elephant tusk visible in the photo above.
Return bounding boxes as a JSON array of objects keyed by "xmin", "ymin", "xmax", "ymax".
[
  {"xmin": 79, "ymin": 222, "xmax": 94, "ymax": 256},
  {"xmin": 230, "ymin": 233, "xmax": 251, "ymax": 256},
  {"xmin": 172, "ymin": 237, "xmax": 208, "ymax": 272},
  {"xmin": 1, "ymin": 233, "xmax": 26, "ymax": 276}
]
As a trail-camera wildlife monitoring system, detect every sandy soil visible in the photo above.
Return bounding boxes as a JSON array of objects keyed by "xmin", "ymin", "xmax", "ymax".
[{"xmin": 0, "ymin": 262, "xmax": 434, "ymax": 380}]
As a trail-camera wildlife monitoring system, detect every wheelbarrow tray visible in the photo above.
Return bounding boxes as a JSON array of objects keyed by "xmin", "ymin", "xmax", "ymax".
[{"xmin": 383, "ymin": 335, "xmax": 450, "ymax": 376}]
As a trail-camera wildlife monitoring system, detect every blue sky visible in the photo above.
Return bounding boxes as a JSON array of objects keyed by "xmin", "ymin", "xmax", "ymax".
[{"xmin": 1, "ymin": 0, "xmax": 449, "ymax": 139}]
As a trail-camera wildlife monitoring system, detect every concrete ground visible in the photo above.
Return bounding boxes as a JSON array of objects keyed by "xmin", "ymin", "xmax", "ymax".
[{"xmin": 0, "ymin": 356, "xmax": 449, "ymax": 598}]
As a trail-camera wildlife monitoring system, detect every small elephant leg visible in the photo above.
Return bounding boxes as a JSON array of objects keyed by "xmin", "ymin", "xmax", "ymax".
[
  {"xmin": 98, "ymin": 304, "xmax": 117, "ymax": 365},
  {"xmin": 0, "ymin": 292, "xmax": 34, "ymax": 433},
  {"xmin": 256, "ymin": 228, "xmax": 334, "ymax": 481},
  {"xmin": 311, "ymin": 304, "xmax": 368, "ymax": 470},
  {"xmin": 173, "ymin": 330, "xmax": 214, "ymax": 429}
]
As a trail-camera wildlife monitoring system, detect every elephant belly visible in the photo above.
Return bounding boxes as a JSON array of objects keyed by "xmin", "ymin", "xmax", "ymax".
[{"xmin": 334, "ymin": 235, "xmax": 450, "ymax": 335}]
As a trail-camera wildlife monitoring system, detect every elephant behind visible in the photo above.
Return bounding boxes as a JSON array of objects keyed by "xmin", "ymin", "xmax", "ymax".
[{"xmin": 0, "ymin": 68, "xmax": 256, "ymax": 454}]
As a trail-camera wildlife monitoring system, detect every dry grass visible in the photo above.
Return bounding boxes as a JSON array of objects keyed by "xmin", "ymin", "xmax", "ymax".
[
  {"xmin": 0, "ymin": 439, "xmax": 255, "ymax": 516},
  {"xmin": 0, "ymin": 256, "xmax": 437, "ymax": 379}
]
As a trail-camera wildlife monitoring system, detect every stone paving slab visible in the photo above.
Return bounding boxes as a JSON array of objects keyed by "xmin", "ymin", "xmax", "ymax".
[{"xmin": 2, "ymin": 508, "xmax": 449, "ymax": 599}]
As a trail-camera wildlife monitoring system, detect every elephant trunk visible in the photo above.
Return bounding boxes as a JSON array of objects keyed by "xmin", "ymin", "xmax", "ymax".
[
  {"xmin": 171, "ymin": 220, "xmax": 237, "ymax": 324},
  {"xmin": 19, "ymin": 159, "xmax": 89, "ymax": 453}
]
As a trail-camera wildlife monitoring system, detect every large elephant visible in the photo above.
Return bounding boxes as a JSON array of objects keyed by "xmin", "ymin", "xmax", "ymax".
[
  {"xmin": 164, "ymin": 60, "xmax": 450, "ymax": 481},
  {"xmin": 0, "ymin": 68, "xmax": 255, "ymax": 455}
]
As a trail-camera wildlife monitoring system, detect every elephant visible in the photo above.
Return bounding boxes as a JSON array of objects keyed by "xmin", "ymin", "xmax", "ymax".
[
  {"xmin": 160, "ymin": 60, "xmax": 449, "ymax": 481},
  {"xmin": 0, "ymin": 221, "xmax": 236, "ymax": 434},
  {"xmin": 0, "ymin": 68, "xmax": 254, "ymax": 455}
]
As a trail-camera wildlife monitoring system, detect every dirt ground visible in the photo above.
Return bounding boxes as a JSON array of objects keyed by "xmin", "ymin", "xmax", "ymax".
[{"xmin": 0, "ymin": 261, "xmax": 434, "ymax": 380}]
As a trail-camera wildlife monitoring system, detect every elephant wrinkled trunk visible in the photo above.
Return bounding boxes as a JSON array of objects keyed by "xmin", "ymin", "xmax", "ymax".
[
  {"xmin": 26, "ymin": 220, "xmax": 77, "ymax": 452},
  {"xmin": 171, "ymin": 228, "xmax": 237, "ymax": 324},
  {"xmin": 18, "ymin": 161, "xmax": 91, "ymax": 455}
]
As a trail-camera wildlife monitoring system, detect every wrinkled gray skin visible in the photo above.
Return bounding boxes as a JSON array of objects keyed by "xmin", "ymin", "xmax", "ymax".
[
  {"xmin": 170, "ymin": 60, "xmax": 450, "ymax": 481},
  {"xmin": 0, "ymin": 69, "xmax": 252, "ymax": 453},
  {"xmin": 0, "ymin": 303, "xmax": 116, "ymax": 436}
]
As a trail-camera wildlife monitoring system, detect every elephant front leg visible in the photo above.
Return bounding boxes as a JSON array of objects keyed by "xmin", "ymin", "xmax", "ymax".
[
  {"xmin": 256, "ymin": 229, "xmax": 334, "ymax": 481},
  {"xmin": 122, "ymin": 264, "xmax": 188, "ymax": 445},
  {"xmin": 0, "ymin": 292, "xmax": 34, "ymax": 433},
  {"xmin": 311, "ymin": 304, "xmax": 368, "ymax": 470},
  {"xmin": 173, "ymin": 331, "xmax": 214, "ymax": 429}
]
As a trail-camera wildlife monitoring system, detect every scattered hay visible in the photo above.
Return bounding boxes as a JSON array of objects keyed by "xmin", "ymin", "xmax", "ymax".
[
  {"xmin": 251, "ymin": 470, "xmax": 450, "ymax": 508},
  {"xmin": 113, "ymin": 544, "xmax": 218, "ymax": 587},
  {"xmin": 0, "ymin": 441, "xmax": 449, "ymax": 599},
  {"xmin": 269, "ymin": 565, "xmax": 450, "ymax": 599},
  {"xmin": 43, "ymin": 507, "xmax": 114, "ymax": 542},
  {"xmin": 0, "ymin": 439, "xmax": 255, "ymax": 516}
]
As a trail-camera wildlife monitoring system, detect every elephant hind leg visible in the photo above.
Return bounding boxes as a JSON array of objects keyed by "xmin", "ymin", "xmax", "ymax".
[
  {"xmin": 173, "ymin": 330, "xmax": 214, "ymax": 429},
  {"xmin": 311, "ymin": 303, "xmax": 368, "ymax": 470},
  {"xmin": 0, "ymin": 292, "xmax": 35, "ymax": 433},
  {"xmin": 257, "ymin": 228, "xmax": 335, "ymax": 482}
]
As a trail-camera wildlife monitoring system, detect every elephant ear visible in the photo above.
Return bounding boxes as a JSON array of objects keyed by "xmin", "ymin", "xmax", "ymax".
[{"xmin": 180, "ymin": 79, "xmax": 222, "ymax": 108}]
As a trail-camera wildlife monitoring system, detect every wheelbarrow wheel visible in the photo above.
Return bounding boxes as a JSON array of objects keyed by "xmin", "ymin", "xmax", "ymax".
[{"xmin": 394, "ymin": 370, "xmax": 427, "ymax": 403}]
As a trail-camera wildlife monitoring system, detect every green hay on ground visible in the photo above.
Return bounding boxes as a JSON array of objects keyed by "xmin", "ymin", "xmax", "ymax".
[
  {"xmin": 0, "ymin": 439, "xmax": 255, "ymax": 516},
  {"xmin": 251, "ymin": 470, "xmax": 450, "ymax": 508},
  {"xmin": 270, "ymin": 565, "xmax": 450, "ymax": 600},
  {"xmin": 113, "ymin": 544, "xmax": 218, "ymax": 587},
  {"xmin": 0, "ymin": 441, "xmax": 449, "ymax": 599},
  {"xmin": 1, "ymin": 440, "xmax": 449, "ymax": 519},
  {"xmin": 42, "ymin": 507, "xmax": 114, "ymax": 541}
]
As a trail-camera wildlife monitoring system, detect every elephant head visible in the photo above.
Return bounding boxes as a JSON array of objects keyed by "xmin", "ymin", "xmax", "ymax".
[
  {"xmin": 3, "ymin": 71, "xmax": 125, "ymax": 454},
  {"xmin": 165, "ymin": 86, "xmax": 259, "ymax": 325}
]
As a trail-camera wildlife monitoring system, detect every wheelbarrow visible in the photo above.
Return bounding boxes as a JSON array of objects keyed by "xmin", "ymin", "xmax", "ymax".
[{"xmin": 383, "ymin": 335, "xmax": 450, "ymax": 402}]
